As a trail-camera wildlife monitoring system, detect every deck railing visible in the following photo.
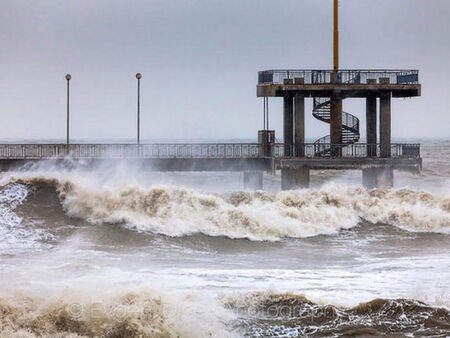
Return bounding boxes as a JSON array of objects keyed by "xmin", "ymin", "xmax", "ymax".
[
  {"xmin": 0, "ymin": 144, "xmax": 264, "ymax": 159},
  {"xmin": 0, "ymin": 143, "xmax": 420, "ymax": 160},
  {"xmin": 272, "ymin": 143, "xmax": 421, "ymax": 159},
  {"xmin": 258, "ymin": 69, "xmax": 419, "ymax": 85}
]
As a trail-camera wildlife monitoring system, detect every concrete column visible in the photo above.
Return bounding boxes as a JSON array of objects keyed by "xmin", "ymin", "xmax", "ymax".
[
  {"xmin": 362, "ymin": 168, "xmax": 379, "ymax": 189},
  {"xmin": 294, "ymin": 93, "xmax": 305, "ymax": 157},
  {"xmin": 283, "ymin": 95, "xmax": 294, "ymax": 157},
  {"xmin": 362, "ymin": 167, "xmax": 394, "ymax": 189},
  {"xmin": 378, "ymin": 167, "xmax": 394, "ymax": 188},
  {"xmin": 380, "ymin": 92, "xmax": 391, "ymax": 157},
  {"xmin": 243, "ymin": 171, "xmax": 263, "ymax": 191},
  {"xmin": 330, "ymin": 96, "xmax": 343, "ymax": 157},
  {"xmin": 366, "ymin": 96, "xmax": 377, "ymax": 157},
  {"xmin": 281, "ymin": 167, "xmax": 310, "ymax": 190}
]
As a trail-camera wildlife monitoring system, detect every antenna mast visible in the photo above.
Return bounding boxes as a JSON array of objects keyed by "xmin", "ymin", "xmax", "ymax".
[{"xmin": 333, "ymin": 0, "xmax": 339, "ymax": 71}]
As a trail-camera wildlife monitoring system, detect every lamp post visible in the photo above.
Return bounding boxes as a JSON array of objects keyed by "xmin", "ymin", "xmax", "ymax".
[
  {"xmin": 65, "ymin": 74, "xmax": 71, "ymax": 152},
  {"xmin": 333, "ymin": 0, "xmax": 339, "ymax": 71},
  {"xmin": 136, "ymin": 73, "xmax": 142, "ymax": 145}
]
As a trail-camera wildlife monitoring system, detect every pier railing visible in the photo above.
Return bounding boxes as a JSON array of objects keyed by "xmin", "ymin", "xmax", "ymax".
[
  {"xmin": 258, "ymin": 69, "xmax": 419, "ymax": 85},
  {"xmin": 273, "ymin": 143, "xmax": 421, "ymax": 159},
  {"xmin": 0, "ymin": 144, "xmax": 263, "ymax": 159},
  {"xmin": 0, "ymin": 143, "xmax": 420, "ymax": 160}
]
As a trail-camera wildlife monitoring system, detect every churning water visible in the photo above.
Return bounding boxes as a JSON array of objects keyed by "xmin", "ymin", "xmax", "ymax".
[{"xmin": 0, "ymin": 141, "xmax": 449, "ymax": 337}]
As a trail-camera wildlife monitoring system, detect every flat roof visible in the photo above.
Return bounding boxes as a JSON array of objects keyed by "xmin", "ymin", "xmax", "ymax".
[{"xmin": 257, "ymin": 83, "xmax": 421, "ymax": 98}]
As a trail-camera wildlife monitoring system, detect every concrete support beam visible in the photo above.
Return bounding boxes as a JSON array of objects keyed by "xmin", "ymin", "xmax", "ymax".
[
  {"xmin": 330, "ymin": 97, "xmax": 343, "ymax": 157},
  {"xmin": 362, "ymin": 167, "xmax": 394, "ymax": 189},
  {"xmin": 243, "ymin": 171, "xmax": 263, "ymax": 191},
  {"xmin": 283, "ymin": 95, "xmax": 294, "ymax": 157},
  {"xmin": 281, "ymin": 167, "xmax": 310, "ymax": 190},
  {"xmin": 380, "ymin": 92, "xmax": 392, "ymax": 157},
  {"xmin": 366, "ymin": 95, "xmax": 377, "ymax": 157},
  {"xmin": 294, "ymin": 93, "xmax": 305, "ymax": 157}
]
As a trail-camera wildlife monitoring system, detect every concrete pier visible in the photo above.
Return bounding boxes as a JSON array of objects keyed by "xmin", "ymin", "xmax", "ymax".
[
  {"xmin": 380, "ymin": 91, "xmax": 392, "ymax": 158},
  {"xmin": 330, "ymin": 96, "xmax": 343, "ymax": 156},
  {"xmin": 281, "ymin": 167, "xmax": 310, "ymax": 190},
  {"xmin": 366, "ymin": 79, "xmax": 377, "ymax": 157},
  {"xmin": 243, "ymin": 171, "xmax": 263, "ymax": 191},
  {"xmin": 283, "ymin": 95, "xmax": 294, "ymax": 156},
  {"xmin": 294, "ymin": 93, "xmax": 305, "ymax": 157},
  {"xmin": 362, "ymin": 167, "xmax": 394, "ymax": 189}
]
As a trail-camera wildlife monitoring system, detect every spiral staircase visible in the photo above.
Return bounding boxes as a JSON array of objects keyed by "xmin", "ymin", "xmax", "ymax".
[{"xmin": 312, "ymin": 77, "xmax": 360, "ymax": 156}]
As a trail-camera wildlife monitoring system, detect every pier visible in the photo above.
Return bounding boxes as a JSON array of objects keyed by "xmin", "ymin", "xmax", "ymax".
[
  {"xmin": 0, "ymin": 1, "xmax": 423, "ymax": 191},
  {"xmin": 256, "ymin": 69, "xmax": 421, "ymax": 189},
  {"xmin": 0, "ymin": 137, "xmax": 422, "ymax": 190}
]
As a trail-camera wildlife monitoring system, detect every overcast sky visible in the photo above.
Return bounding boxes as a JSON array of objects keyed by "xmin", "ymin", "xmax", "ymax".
[{"xmin": 1, "ymin": 0, "xmax": 449, "ymax": 141}]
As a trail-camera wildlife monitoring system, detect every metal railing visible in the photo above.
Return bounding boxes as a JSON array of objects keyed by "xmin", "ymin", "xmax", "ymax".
[
  {"xmin": 271, "ymin": 143, "xmax": 421, "ymax": 159},
  {"xmin": 258, "ymin": 69, "xmax": 419, "ymax": 85},
  {"xmin": 0, "ymin": 143, "xmax": 420, "ymax": 160},
  {"xmin": 0, "ymin": 144, "xmax": 265, "ymax": 159}
]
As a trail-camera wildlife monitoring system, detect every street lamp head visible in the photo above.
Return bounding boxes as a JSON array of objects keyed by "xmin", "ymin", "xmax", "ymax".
[
  {"xmin": 65, "ymin": 74, "xmax": 72, "ymax": 81},
  {"xmin": 136, "ymin": 73, "xmax": 142, "ymax": 80}
]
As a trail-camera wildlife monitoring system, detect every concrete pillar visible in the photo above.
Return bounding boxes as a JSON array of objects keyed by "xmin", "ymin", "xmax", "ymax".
[
  {"xmin": 294, "ymin": 93, "xmax": 305, "ymax": 157},
  {"xmin": 366, "ymin": 95, "xmax": 377, "ymax": 157},
  {"xmin": 380, "ymin": 92, "xmax": 391, "ymax": 157},
  {"xmin": 362, "ymin": 167, "xmax": 394, "ymax": 189},
  {"xmin": 378, "ymin": 167, "xmax": 394, "ymax": 188},
  {"xmin": 330, "ymin": 96, "xmax": 342, "ymax": 157},
  {"xmin": 281, "ymin": 167, "xmax": 310, "ymax": 190},
  {"xmin": 243, "ymin": 171, "xmax": 263, "ymax": 191},
  {"xmin": 362, "ymin": 168, "xmax": 379, "ymax": 189},
  {"xmin": 283, "ymin": 95, "xmax": 294, "ymax": 157}
]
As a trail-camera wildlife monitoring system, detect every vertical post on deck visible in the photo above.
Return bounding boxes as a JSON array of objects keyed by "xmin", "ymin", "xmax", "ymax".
[
  {"xmin": 283, "ymin": 95, "xmax": 294, "ymax": 157},
  {"xmin": 366, "ymin": 80, "xmax": 377, "ymax": 156},
  {"xmin": 263, "ymin": 97, "xmax": 266, "ymax": 130},
  {"xmin": 294, "ymin": 93, "xmax": 305, "ymax": 157},
  {"xmin": 380, "ymin": 92, "xmax": 391, "ymax": 157},
  {"xmin": 330, "ymin": 96, "xmax": 342, "ymax": 157},
  {"xmin": 333, "ymin": 0, "xmax": 339, "ymax": 71},
  {"xmin": 136, "ymin": 73, "xmax": 142, "ymax": 146},
  {"xmin": 65, "ymin": 74, "xmax": 71, "ymax": 154}
]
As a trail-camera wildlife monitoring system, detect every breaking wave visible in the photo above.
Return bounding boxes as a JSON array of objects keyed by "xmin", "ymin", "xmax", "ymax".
[
  {"xmin": 223, "ymin": 291, "xmax": 450, "ymax": 337},
  {"xmin": 0, "ymin": 289, "xmax": 233, "ymax": 338},
  {"xmin": 2, "ymin": 174, "xmax": 450, "ymax": 241},
  {"xmin": 0, "ymin": 183, "xmax": 55, "ymax": 254},
  {"xmin": 2, "ymin": 289, "xmax": 448, "ymax": 337}
]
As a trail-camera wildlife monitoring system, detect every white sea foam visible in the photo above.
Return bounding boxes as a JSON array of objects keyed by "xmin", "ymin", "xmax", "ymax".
[
  {"xmin": 0, "ymin": 183, "xmax": 55, "ymax": 254},
  {"xmin": 0, "ymin": 287, "xmax": 234, "ymax": 338},
  {"xmin": 3, "ymin": 172, "xmax": 449, "ymax": 241}
]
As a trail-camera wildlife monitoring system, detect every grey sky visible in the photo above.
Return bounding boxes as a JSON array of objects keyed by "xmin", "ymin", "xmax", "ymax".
[{"xmin": 1, "ymin": 0, "xmax": 449, "ymax": 141}]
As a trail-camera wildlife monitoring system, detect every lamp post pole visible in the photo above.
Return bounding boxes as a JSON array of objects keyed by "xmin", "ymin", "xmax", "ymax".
[
  {"xmin": 136, "ymin": 73, "xmax": 142, "ymax": 145},
  {"xmin": 333, "ymin": 0, "xmax": 339, "ymax": 71},
  {"xmin": 65, "ymin": 74, "xmax": 71, "ymax": 153}
]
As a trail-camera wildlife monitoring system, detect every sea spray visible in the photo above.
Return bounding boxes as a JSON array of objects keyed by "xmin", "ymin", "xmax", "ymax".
[
  {"xmin": 222, "ymin": 291, "xmax": 450, "ymax": 337},
  {"xmin": 0, "ymin": 288, "xmax": 234, "ymax": 338},
  {"xmin": 0, "ymin": 183, "xmax": 55, "ymax": 254},
  {"xmin": 2, "ymin": 173, "xmax": 449, "ymax": 241}
]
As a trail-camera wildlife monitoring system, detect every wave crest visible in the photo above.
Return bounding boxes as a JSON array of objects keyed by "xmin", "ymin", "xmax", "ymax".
[
  {"xmin": 0, "ymin": 290, "xmax": 231, "ymax": 338},
  {"xmin": 223, "ymin": 291, "xmax": 450, "ymax": 337},
  {"xmin": 6, "ymin": 175, "xmax": 450, "ymax": 241}
]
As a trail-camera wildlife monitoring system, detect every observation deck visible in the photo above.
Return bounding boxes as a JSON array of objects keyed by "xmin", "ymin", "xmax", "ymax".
[
  {"xmin": 256, "ymin": 69, "xmax": 422, "ymax": 189},
  {"xmin": 257, "ymin": 69, "xmax": 421, "ymax": 98}
]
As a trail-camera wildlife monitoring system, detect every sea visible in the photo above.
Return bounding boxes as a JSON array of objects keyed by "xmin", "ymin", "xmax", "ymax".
[{"xmin": 0, "ymin": 139, "xmax": 449, "ymax": 337}]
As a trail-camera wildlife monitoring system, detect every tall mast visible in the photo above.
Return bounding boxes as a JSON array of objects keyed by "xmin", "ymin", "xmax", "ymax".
[{"xmin": 333, "ymin": 0, "xmax": 339, "ymax": 71}]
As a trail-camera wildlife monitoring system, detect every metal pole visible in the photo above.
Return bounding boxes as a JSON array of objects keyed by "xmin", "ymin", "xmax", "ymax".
[
  {"xmin": 65, "ymin": 74, "xmax": 71, "ymax": 152},
  {"xmin": 136, "ymin": 73, "xmax": 142, "ymax": 145},
  {"xmin": 333, "ymin": 0, "xmax": 339, "ymax": 71},
  {"xmin": 263, "ymin": 97, "xmax": 265, "ymax": 130},
  {"xmin": 266, "ymin": 97, "xmax": 269, "ymax": 130}
]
